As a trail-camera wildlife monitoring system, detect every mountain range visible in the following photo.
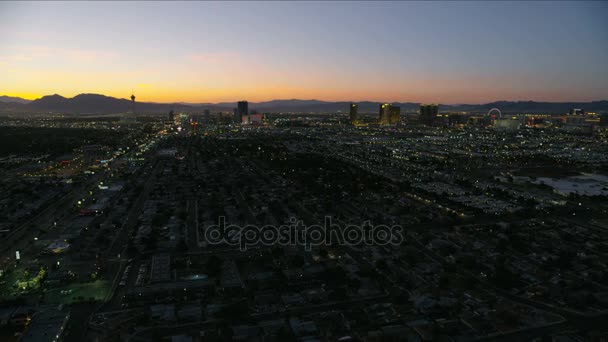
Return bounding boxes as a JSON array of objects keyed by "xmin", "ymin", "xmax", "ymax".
[
  {"xmin": 0, "ymin": 95, "xmax": 31, "ymax": 104},
  {"xmin": 1, "ymin": 93, "xmax": 607, "ymax": 115}
]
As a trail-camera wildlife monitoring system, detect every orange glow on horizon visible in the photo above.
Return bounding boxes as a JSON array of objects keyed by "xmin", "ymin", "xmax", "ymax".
[
  {"xmin": 2, "ymin": 87, "xmax": 596, "ymax": 105},
  {"xmin": 2, "ymin": 87, "xmax": 420, "ymax": 104}
]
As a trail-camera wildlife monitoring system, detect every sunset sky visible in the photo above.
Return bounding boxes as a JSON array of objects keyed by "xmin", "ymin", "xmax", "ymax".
[{"xmin": 1, "ymin": 1, "xmax": 607, "ymax": 104}]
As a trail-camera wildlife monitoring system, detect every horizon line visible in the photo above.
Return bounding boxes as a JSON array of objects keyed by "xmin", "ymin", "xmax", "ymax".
[{"xmin": 2, "ymin": 92, "xmax": 607, "ymax": 106}]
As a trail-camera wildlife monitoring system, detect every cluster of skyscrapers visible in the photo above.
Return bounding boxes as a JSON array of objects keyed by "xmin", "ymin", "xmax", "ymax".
[
  {"xmin": 379, "ymin": 103, "xmax": 401, "ymax": 126},
  {"xmin": 348, "ymin": 102, "xmax": 440, "ymax": 126},
  {"xmin": 349, "ymin": 102, "xmax": 402, "ymax": 126}
]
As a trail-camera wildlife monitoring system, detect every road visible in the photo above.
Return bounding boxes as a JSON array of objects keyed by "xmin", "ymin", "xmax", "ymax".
[{"xmin": 100, "ymin": 158, "xmax": 164, "ymax": 311}]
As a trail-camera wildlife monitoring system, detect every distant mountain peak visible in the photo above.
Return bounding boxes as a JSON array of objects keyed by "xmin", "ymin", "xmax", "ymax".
[
  {"xmin": 1, "ymin": 92, "xmax": 606, "ymax": 114},
  {"xmin": 40, "ymin": 94, "xmax": 67, "ymax": 100},
  {"xmin": 75, "ymin": 93, "xmax": 111, "ymax": 98},
  {"xmin": 0, "ymin": 95, "xmax": 31, "ymax": 104}
]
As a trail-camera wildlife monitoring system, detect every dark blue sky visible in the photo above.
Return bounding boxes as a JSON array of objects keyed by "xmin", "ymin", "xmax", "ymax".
[{"xmin": 1, "ymin": 1, "xmax": 607, "ymax": 103}]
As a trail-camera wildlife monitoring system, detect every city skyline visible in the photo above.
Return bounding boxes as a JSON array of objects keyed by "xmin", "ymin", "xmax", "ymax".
[{"xmin": 1, "ymin": 1, "xmax": 607, "ymax": 104}]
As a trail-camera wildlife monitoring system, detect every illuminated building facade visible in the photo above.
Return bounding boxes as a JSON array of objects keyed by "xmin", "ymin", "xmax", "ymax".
[
  {"xmin": 249, "ymin": 114, "xmax": 263, "ymax": 125},
  {"xmin": 494, "ymin": 118, "xmax": 521, "ymax": 131},
  {"xmin": 349, "ymin": 103, "xmax": 358, "ymax": 124},
  {"xmin": 378, "ymin": 104, "xmax": 400, "ymax": 126},
  {"xmin": 389, "ymin": 105, "xmax": 400, "ymax": 124},
  {"xmin": 379, "ymin": 103, "xmax": 391, "ymax": 125},
  {"xmin": 420, "ymin": 104, "xmax": 439, "ymax": 126}
]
